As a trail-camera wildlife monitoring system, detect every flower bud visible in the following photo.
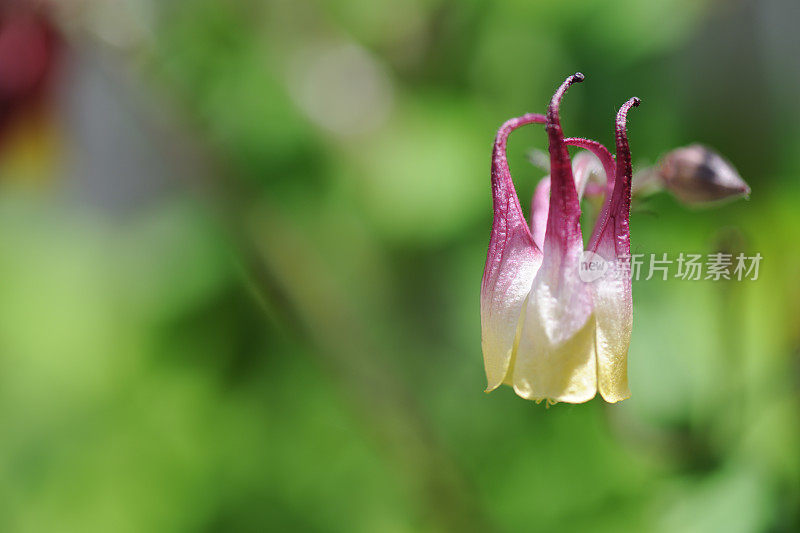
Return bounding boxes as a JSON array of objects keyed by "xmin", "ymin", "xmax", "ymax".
[{"xmin": 658, "ymin": 144, "xmax": 750, "ymax": 205}]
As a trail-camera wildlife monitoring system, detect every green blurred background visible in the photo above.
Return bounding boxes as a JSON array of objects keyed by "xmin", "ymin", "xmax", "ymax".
[{"xmin": 1, "ymin": 0, "xmax": 798, "ymax": 531}]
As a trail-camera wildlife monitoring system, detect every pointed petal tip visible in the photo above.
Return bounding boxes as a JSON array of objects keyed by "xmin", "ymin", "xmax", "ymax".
[
  {"xmin": 599, "ymin": 391, "xmax": 631, "ymax": 403},
  {"xmin": 484, "ymin": 380, "xmax": 502, "ymax": 393},
  {"xmin": 741, "ymin": 185, "xmax": 752, "ymax": 200}
]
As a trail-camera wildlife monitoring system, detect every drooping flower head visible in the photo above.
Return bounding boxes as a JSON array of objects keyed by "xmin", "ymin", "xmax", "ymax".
[{"xmin": 481, "ymin": 73, "xmax": 639, "ymax": 404}]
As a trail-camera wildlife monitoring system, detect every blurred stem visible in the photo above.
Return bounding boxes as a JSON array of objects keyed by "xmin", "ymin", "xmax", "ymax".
[
  {"xmin": 717, "ymin": 240, "xmax": 746, "ymax": 436},
  {"xmin": 246, "ymin": 203, "xmax": 492, "ymax": 531},
  {"xmin": 74, "ymin": 39, "xmax": 494, "ymax": 532}
]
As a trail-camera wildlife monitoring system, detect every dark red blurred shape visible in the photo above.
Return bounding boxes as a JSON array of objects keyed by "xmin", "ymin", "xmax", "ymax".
[{"xmin": 0, "ymin": 2, "xmax": 60, "ymax": 142}]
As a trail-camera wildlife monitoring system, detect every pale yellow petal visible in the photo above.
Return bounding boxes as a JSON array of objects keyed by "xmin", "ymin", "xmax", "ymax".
[{"xmin": 593, "ymin": 270, "xmax": 632, "ymax": 403}]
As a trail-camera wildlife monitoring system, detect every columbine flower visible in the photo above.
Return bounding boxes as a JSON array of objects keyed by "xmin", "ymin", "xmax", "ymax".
[{"xmin": 481, "ymin": 73, "xmax": 639, "ymax": 404}]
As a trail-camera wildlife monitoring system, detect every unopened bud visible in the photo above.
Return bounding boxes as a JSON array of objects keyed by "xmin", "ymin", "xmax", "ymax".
[{"xmin": 658, "ymin": 144, "xmax": 750, "ymax": 205}]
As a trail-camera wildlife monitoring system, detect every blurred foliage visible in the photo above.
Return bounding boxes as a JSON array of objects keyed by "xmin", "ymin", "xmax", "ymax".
[{"xmin": 0, "ymin": 0, "xmax": 799, "ymax": 531}]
